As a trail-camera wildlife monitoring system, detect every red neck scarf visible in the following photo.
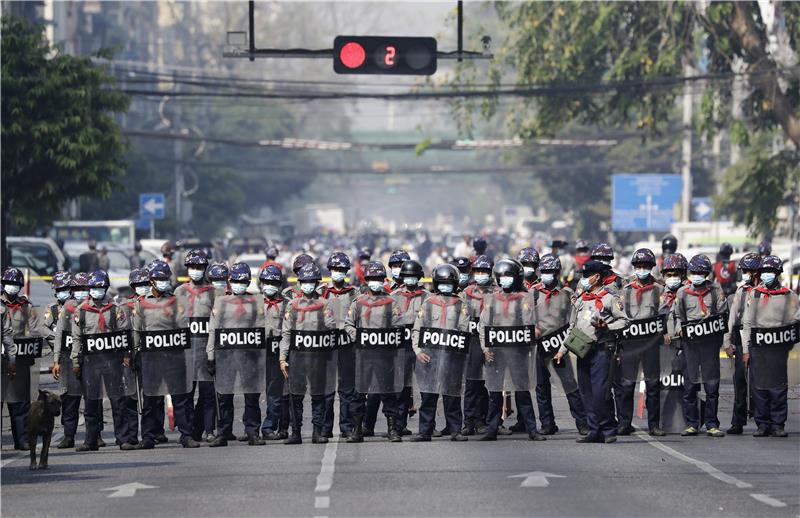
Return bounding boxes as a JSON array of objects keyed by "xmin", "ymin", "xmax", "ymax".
[
  {"xmin": 323, "ymin": 285, "xmax": 355, "ymax": 299},
  {"xmin": 493, "ymin": 292, "xmax": 524, "ymax": 318},
  {"xmin": 4, "ymin": 297, "xmax": 29, "ymax": 314},
  {"xmin": 139, "ymin": 296, "xmax": 176, "ymax": 318},
  {"xmin": 630, "ymin": 281, "xmax": 655, "ymax": 305},
  {"xmin": 684, "ymin": 287, "xmax": 710, "ymax": 315},
  {"xmin": 396, "ymin": 288, "xmax": 426, "ymax": 312},
  {"xmin": 358, "ymin": 296, "xmax": 393, "ymax": 322},
  {"xmin": 228, "ymin": 295, "xmax": 255, "ymax": 318},
  {"xmin": 264, "ymin": 296, "xmax": 285, "ymax": 313},
  {"xmin": 581, "ymin": 289, "xmax": 608, "ymax": 311},
  {"xmin": 755, "ymin": 285, "xmax": 789, "ymax": 305},
  {"xmin": 428, "ymin": 295, "xmax": 460, "ymax": 326},
  {"xmin": 663, "ymin": 290, "xmax": 677, "ymax": 309},
  {"xmin": 81, "ymin": 301, "xmax": 115, "ymax": 332},
  {"xmin": 184, "ymin": 284, "xmax": 212, "ymax": 317},
  {"xmin": 291, "ymin": 298, "xmax": 324, "ymax": 323},
  {"xmin": 603, "ymin": 274, "xmax": 618, "ymax": 287},
  {"xmin": 465, "ymin": 285, "xmax": 486, "ymax": 313},
  {"xmin": 535, "ymin": 283, "xmax": 559, "ymax": 304}
]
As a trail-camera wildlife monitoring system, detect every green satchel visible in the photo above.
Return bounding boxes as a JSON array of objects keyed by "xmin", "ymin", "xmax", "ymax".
[{"xmin": 563, "ymin": 328, "xmax": 594, "ymax": 359}]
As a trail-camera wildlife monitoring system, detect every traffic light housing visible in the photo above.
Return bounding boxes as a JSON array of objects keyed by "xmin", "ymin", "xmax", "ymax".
[{"xmin": 333, "ymin": 36, "xmax": 437, "ymax": 75}]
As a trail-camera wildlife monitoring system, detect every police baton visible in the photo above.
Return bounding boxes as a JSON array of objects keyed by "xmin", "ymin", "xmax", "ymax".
[{"xmin": 604, "ymin": 333, "xmax": 621, "ymax": 402}]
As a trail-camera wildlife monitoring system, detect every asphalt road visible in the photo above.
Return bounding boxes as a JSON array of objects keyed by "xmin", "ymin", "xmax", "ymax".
[{"xmin": 2, "ymin": 380, "xmax": 798, "ymax": 518}]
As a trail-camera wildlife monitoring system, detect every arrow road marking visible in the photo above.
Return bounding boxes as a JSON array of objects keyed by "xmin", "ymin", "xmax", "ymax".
[
  {"xmin": 102, "ymin": 482, "xmax": 158, "ymax": 498},
  {"xmin": 508, "ymin": 471, "xmax": 566, "ymax": 488}
]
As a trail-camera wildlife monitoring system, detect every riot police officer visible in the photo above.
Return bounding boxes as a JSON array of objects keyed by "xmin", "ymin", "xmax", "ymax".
[
  {"xmin": 461, "ymin": 255, "xmax": 493, "ymax": 435},
  {"xmin": 657, "ymin": 253, "xmax": 689, "ymax": 433},
  {"xmin": 656, "ymin": 234, "xmax": 679, "ymax": 278},
  {"xmin": 615, "ymin": 249, "xmax": 665, "ymax": 436},
  {"xmin": 174, "ymin": 250, "xmax": 217, "ymax": 443},
  {"xmin": 280, "ymin": 263, "xmax": 337, "ymax": 444},
  {"xmin": 451, "ymin": 257, "xmax": 471, "ymax": 292},
  {"xmin": 590, "ymin": 243, "xmax": 625, "ymax": 293},
  {"xmin": 532, "ymin": 254, "xmax": 588, "ymax": 436},
  {"xmin": 208, "ymin": 262, "xmax": 230, "ymax": 295},
  {"xmin": 711, "ymin": 243, "xmax": 738, "ymax": 297},
  {"xmin": 385, "ymin": 249, "xmax": 410, "ymax": 293},
  {"xmin": 353, "ymin": 248, "xmax": 371, "ymax": 289},
  {"xmin": 742, "ymin": 255, "xmax": 799, "ymax": 437},
  {"xmin": 517, "ymin": 247, "xmax": 540, "ymax": 290},
  {"xmin": 260, "ymin": 265, "xmax": 290, "ymax": 440},
  {"xmin": 672, "ymin": 254, "xmax": 728, "ymax": 437},
  {"xmin": 282, "ymin": 254, "xmax": 314, "ymax": 299},
  {"xmin": 47, "ymin": 272, "xmax": 80, "ymax": 449},
  {"xmin": 757, "ymin": 241, "xmax": 772, "ymax": 258},
  {"xmin": 410, "ymin": 264, "xmax": 470, "ymax": 442},
  {"xmin": 566, "ymin": 239, "xmax": 591, "ymax": 289},
  {"xmin": 561, "ymin": 260, "xmax": 629, "ymax": 443},
  {"xmin": 722, "ymin": 252, "xmax": 761, "ymax": 434}
]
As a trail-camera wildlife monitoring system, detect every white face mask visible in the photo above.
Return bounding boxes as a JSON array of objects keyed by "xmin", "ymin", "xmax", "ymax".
[
  {"xmin": 741, "ymin": 272, "xmax": 752, "ymax": 284},
  {"xmin": 664, "ymin": 277, "xmax": 682, "ymax": 290},
  {"xmin": 300, "ymin": 282, "xmax": 317, "ymax": 295},
  {"xmin": 540, "ymin": 273, "xmax": 556, "ymax": 286},
  {"xmin": 634, "ymin": 268, "xmax": 651, "ymax": 280},
  {"xmin": 579, "ymin": 277, "xmax": 592, "ymax": 290},
  {"xmin": 56, "ymin": 291, "xmax": 71, "ymax": 302},
  {"xmin": 212, "ymin": 281, "xmax": 228, "ymax": 291},
  {"xmin": 3, "ymin": 284, "xmax": 20, "ymax": 296},
  {"xmin": 230, "ymin": 283, "xmax": 248, "ymax": 295},
  {"xmin": 89, "ymin": 288, "xmax": 107, "ymax": 300},
  {"xmin": 135, "ymin": 286, "xmax": 150, "ymax": 297},
  {"xmin": 690, "ymin": 274, "xmax": 706, "ymax": 286},
  {"xmin": 474, "ymin": 273, "xmax": 490, "ymax": 285},
  {"xmin": 599, "ymin": 259, "xmax": 612, "ymax": 265},
  {"xmin": 331, "ymin": 271, "xmax": 346, "ymax": 283},
  {"xmin": 459, "ymin": 273, "xmax": 470, "ymax": 285},
  {"xmin": 154, "ymin": 280, "xmax": 172, "ymax": 293},
  {"xmin": 391, "ymin": 267, "xmax": 401, "ymax": 279},
  {"xmin": 188, "ymin": 268, "xmax": 205, "ymax": 282},
  {"xmin": 367, "ymin": 280, "xmax": 384, "ymax": 293},
  {"xmin": 73, "ymin": 290, "xmax": 89, "ymax": 300},
  {"xmin": 523, "ymin": 266, "xmax": 536, "ymax": 277},
  {"xmin": 262, "ymin": 285, "xmax": 279, "ymax": 297},
  {"xmin": 403, "ymin": 277, "xmax": 419, "ymax": 286},
  {"xmin": 499, "ymin": 276, "xmax": 514, "ymax": 289},
  {"xmin": 760, "ymin": 272, "xmax": 777, "ymax": 285},
  {"xmin": 438, "ymin": 283, "xmax": 454, "ymax": 294}
]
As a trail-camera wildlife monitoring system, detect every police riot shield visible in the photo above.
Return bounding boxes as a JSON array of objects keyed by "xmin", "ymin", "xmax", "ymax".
[
  {"xmin": 189, "ymin": 317, "xmax": 212, "ymax": 382},
  {"xmin": 214, "ymin": 328, "xmax": 267, "ymax": 395},
  {"xmin": 415, "ymin": 327, "xmax": 470, "ymax": 396},
  {"xmin": 139, "ymin": 328, "xmax": 192, "ymax": 396},
  {"xmin": 354, "ymin": 328, "xmax": 404, "ymax": 394},
  {"xmin": 400, "ymin": 325, "xmax": 415, "ymax": 387},
  {"xmin": 750, "ymin": 323, "xmax": 799, "ymax": 390},
  {"xmin": 58, "ymin": 334, "xmax": 82, "ymax": 396},
  {"xmin": 337, "ymin": 330, "xmax": 356, "ymax": 392},
  {"xmin": 682, "ymin": 313, "xmax": 727, "ymax": 384},
  {"xmin": 619, "ymin": 316, "xmax": 665, "ymax": 384},
  {"xmin": 1, "ymin": 337, "xmax": 42, "ymax": 403},
  {"xmin": 287, "ymin": 330, "xmax": 338, "ymax": 396},
  {"xmin": 537, "ymin": 325, "xmax": 578, "ymax": 394},
  {"xmin": 659, "ymin": 340, "xmax": 686, "ymax": 433},
  {"xmin": 81, "ymin": 330, "xmax": 136, "ymax": 400},
  {"xmin": 465, "ymin": 317, "xmax": 484, "ymax": 380},
  {"xmin": 265, "ymin": 334, "xmax": 284, "ymax": 398},
  {"xmin": 483, "ymin": 325, "xmax": 536, "ymax": 392}
]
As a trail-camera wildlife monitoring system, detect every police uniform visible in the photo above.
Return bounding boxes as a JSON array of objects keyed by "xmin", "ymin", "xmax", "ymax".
[
  {"xmin": 321, "ymin": 283, "xmax": 358, "ymax": 437},
  {"xmin": 391, "ymin": 284, "xmax": 428, "ymax": 433},
  {"xmin": 461, "ymin": 283, "xmax": 492, "ymax": 433},
  {"xmin": 723, "ymin": 281, "xmax": 756, "ymax": 430},
  {"xmin": 262, "ymin": 292, "xmax": 290, "ymax": 439}
]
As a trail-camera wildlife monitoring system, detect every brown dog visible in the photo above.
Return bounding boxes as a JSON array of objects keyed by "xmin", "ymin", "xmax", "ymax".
[{"xmin": 28, "ymin": 390, "xmax": 61, "ymax": 470}]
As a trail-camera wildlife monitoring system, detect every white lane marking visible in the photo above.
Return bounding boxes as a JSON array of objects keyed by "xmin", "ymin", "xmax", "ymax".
[
  {"xmin": 635, "ymin": 432, "xmax": 753, "ymax": 489},
  {"xmin": 102, "ymin": 482, "xmax": 158, "ymax": 498},
  {"xmin": 314, "ymin": 439, "xmax": 339, "ymax": 493},
  {"xmin": 508, "ymin": 471, "xmax": 566, "ymax": 488},
  {"xmin": 314, "ymin": 496, "xmax": 330, "ymax": 508},
  {"xmin": 749, "ymin": 494, "xmax": 788, "ymax": 508}
]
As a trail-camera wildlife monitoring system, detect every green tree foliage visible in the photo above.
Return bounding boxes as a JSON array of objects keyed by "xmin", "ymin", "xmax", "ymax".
[{"xmin": 1, "ymin": 14, "xmax": 130, "ymax": 232}]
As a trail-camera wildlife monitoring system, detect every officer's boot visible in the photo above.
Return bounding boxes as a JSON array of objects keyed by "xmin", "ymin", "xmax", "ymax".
[
  {"xmin": 284, "ymin": 427, "xmax": 302, "ymax": 445},
  {"xmin": 312, "ymin": 425, "xmax": 328, "ymax": 444},
  {"xmin": 346, "ymin": 416, "xmax": 364, "ymax": 443},
  {"xmin": 461, "ymin": 420, "xmax": 476, "ymax": 436},
  {"xmin": 387, "ymin": 416, "xmax": 402, "ymax": 443}
]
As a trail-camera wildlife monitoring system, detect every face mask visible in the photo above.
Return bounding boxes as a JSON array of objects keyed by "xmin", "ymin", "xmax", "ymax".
[
  {"xmin": 230, "ymin": 283, "xmax": 248, "ymax": 295},
  {"xmin": 403, "ymin": 277, "xmax": 419, "ymax": 287},
  {"xmin": 741, "ymin": 273, "xmax": 752, "ymax": 284},
  {"xmin": 188, "ymin": 268, "xmax": 205, "ymax": 282},
  {"xmin": 664, "ymin": 277, "xmax": 682, "ymax": 290},
  {"xmin": 690, "ymin": 274, "xmax": 706, "ymax": 286},
  {"xmin": 499, "ymin": 276, "xmax": 514, "ymax": 289},
  {"xmin": 438, "ymin": 283, "xmax": 454, "ymax": 294},
  {"xmin": 135, "ymin": 286, "xmax": 150, "ymax": 297},
  {"xmin": 523, "ymin": 266, "xmax": 536, "ymax": 277},
  {"xmin": 540, "ymin": 273, "xmax": 555, "ymax": 286},
  {"xmin": 367, "ymin": 280, "xmax": 384, "ymax": 293},
  {"xmin": 73, "ymin": 290, "xmax": 89, "ymax": 300},
  {"xmin": 262, "ymin": 285, "xmax": 279, "ymax": 297},
  {"xmin": 212, "ymin": 281, "xmax": 228, "ymax": 292},
  {"xmin": 56, "ymin": 291, "xmax": 71, "ymax": 302},
  {"xmin": 474, "ymin": 273, "xmax": 490, "ymax": 285},
  {"xmin": 760, "ymin": 272, "xmax": 777, "ymax": 285},
  {"xmin": 3, "ymin": 284, "xmax": 20, "ymax": 296},
  {"xmin": 634, "ymin": 268, "xmax": 651, "ymax": 280},
  {"xmin": 598, "ymin": 259, "xmax": 611, "ymax": 266},
  {"xmin": 459, "ymin": 273, "xmax": 470, "ymax": 285},
  {"xmin": 579, "ymin": 277, "xmax": 592, "ymax": 290},
  {"xmin": 154, "ymin": 280, "xmax": 172, "ymax": 293},
  {"xmin": 331, "ymin": 271, "xmax": 346, "ymax": 283},
  {"xmin": 391, "ymin": 267, "xmax": 401, "ymax": 279},
  {"xmin": 89, "ymin": 288, "xmax": 106, "ymax": 300},
  {"xmin": 300, "ymin": 282, "xmax": 317, "ymax": 295}
]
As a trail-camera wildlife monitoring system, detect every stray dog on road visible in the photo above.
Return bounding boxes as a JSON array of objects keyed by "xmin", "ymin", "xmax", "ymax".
[{"xmin": 28, "ymin": 390, "xmax": 61, "ymax": 470}]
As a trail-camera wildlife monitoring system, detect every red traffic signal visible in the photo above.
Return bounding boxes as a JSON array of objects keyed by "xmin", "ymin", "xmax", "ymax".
[{"xmin": 333, "ymin": 36, "xmax": 437, "ymax": 75}]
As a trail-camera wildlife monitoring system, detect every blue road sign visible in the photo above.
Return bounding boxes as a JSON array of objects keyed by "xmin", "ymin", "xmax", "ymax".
[
  {"xmin": 135, "ymin": 218, "xmax": 151, "ymax": 231},
  {"xmin": 139, "ymin": 193, "xmax": 166, "ymax": 220},
  {"xmin": 611, "ymin": 174, "xmax": 682, "ymax": 232},
  {"xmin": 692, "ymin": 197, "xmax": 713, "ymax": 222}
]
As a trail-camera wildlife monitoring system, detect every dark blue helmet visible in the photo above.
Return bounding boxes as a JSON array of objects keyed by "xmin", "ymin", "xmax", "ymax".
[
  {"xmin": 760, "ymin": 255, "xmax": 783, "ymax": 272},
  {"xmin": 357, "ymin": 248, "xmax": 371, "ymax": 260},
  {"xmin": 184, "ymin": 249, "xmax": 209, "ymax": 267},
  {"xmin": 388, "ymin": 249, "xmax": 410, "ymax": 266},
  {"xmin": 259, "ymin": 265, "xmax": 283, "ymax": 283},
  {"xmin": 71, "ymin": 272, "xmax": 90, "ymax": 288},
  {"xmin": 148, "ymin": 260, "xmax": 172, "ymax": 280},
  {"xmin": 327, "ymin": 252, "xmax": 351, "ymax": 270},
  {"xmin": 51, "ymin": 271, "xmax": 72, "ymax": 290},
  {"xmin": 539, "ymin": 253, "xmax": 562, "ymax": 272},
  {"xmin": 265, "ymin": 246, "xmax": 279, "ymax": 260},
  {"xmin": 1, "ymin": 267, "xmax": 24, "ymax": 286},
  {"xmin": 451, "ymin": 256, "xmax": 471, "ymax": 270},
  {"xmin": 738, "ymin": 253, "xmax": 762, "ymax": 271},
  {"xmin": 364, "ymin": 261, "xmax": 386, "ymax": 279},
  {"xmin": 473, "ymin": 236, "xmax": 487, "ymax": 254},
  {"xmin": 292, "ymin": 254, "xmax": 313, "ymax": 274},
  {"xmin": 662, "ymin": 253, "xmax": 688, "ymax": 272},
  {"xmin": 719, "ymin": 243, "xmax": 733, "ymax": 258},
  {"xmin": 631, "ymin": 248, "xmax": 656, "ymax": 267},
  {"xmin": 472, "ymin": 255, "xmax": 493, "ymax": 271},
  {"xmin": 207, "ymin": 263, "xmax": 229, "ymax": 281},
  {"xmin": 590, "ymin": 243, "xmax": 614, "ymax": 260},
  {"xmin": 516, "ymin": 247, "xmax": 540, "ymax": 266},
  {"xmin": 229, "ymin": 262, "xmax": 251, "ymax": 282},
  {"xmin": 129, "ymin": 268, "xmax": 150, "ymax": 286},
  {"xmin": 297, "ymin": 263, "xmax": 322, "ymax": 282},
  {"xmin": 688, "ymin": 254, "xmax": 712, "ymax": 273},
  {"xmin": 757, "ymin": 241, "xmax": 772, "ymax": 256},
  {"xmin": 88, "ymin": 270, "xmax": 110, "ymax": 288}
]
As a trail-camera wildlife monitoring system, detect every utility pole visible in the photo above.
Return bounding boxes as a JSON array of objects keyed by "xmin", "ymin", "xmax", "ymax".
[
  {"xmin": 174, "ymin": 71, "xmax": 183, "ymax": 237},
  {"xmin": 680, "ymin": 59, "xmax": 693, "ymax": 223}
]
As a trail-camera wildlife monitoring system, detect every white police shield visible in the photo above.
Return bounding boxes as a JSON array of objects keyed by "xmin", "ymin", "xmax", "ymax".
[
  {"xmin": 1, "ymin": 337, "xmax": 42, "ymax": 403},
  {"xmin": 537, "ymin": 325, "xmax": 577, "ymax": 394},
  {"xmin": 81, "ymin": 331, "xmax": 136, "ymax": 400},
  {"xmin": 749, "ymin": 323, "xmax": 799, "ymax": 390},
  {"xmin": 401, "ymin": 325, "xmax": 415, "ymax": 387},
  {"xmin": 139, "ymin": 328, "xmax": 193, "ymax": 396},
  {"xmin": 465, "ymin": 317, "xmax": 484, "ymax": 381},
  {"xmin": 287, "ymin": 330, "xmax": 338, "ymax": 396},
  {"xmin": 483, "ymin": 325, "xmax": 537, "ymax": 392},
  {"xmin": 214, "ymin": 327, "xmax": 267, "ymax": 395},
  {"xmin": 618, "ymin": 316, "xmax": 666, "ymax": 384},
  {"xmin": 336, "ymin": 330, "xmax": 356, "ymax": 392},
  {"xmin": 354, "ymin": 328, "xmax": 404, "ymax": 394},
  {"xmin": 415, "ymin": 328, "xmax": 470, "ymax": 396},
  {"xmin": 57, "ymin": 334, "xmax": 82, "ymax": 396},
  {"xmin": 189, "ymin": 317, "xmax": 212, "ymax": 382}
]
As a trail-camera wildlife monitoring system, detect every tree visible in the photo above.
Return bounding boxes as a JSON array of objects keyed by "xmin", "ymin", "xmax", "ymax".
[{"xmin": 1, "ymin": 14, "xmax": 129, "ymax": 260}]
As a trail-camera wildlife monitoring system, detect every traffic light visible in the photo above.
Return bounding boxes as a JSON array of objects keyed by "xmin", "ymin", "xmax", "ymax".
[{"xmin": 333, "ymin": 36, "xmax": 437, "ymax": 75}]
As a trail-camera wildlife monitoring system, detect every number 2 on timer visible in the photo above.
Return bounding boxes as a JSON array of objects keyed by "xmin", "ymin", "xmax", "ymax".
[{"xmin": 384, "ymin": 45, "xmax": 396, "ymax": 66}]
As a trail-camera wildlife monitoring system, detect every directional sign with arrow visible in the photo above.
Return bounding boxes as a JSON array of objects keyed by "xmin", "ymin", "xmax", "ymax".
[
  {"xmin": 102, "ymin": 482, "xmax": 158, "ymax": 498},
  {"xmin": 508, "ymin": 471, "xmax": 566, "ymax": 488},
  {"xmin": 692, "ymin": 197, "xmax": 713, "ymax": 222},
  {"xmin": 140, "ymin": 193, "xmax": 166, "ymax": 220},
  {"xmin": 611, "ymin": 174, "xmax": 682, "ymax": 232}
]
